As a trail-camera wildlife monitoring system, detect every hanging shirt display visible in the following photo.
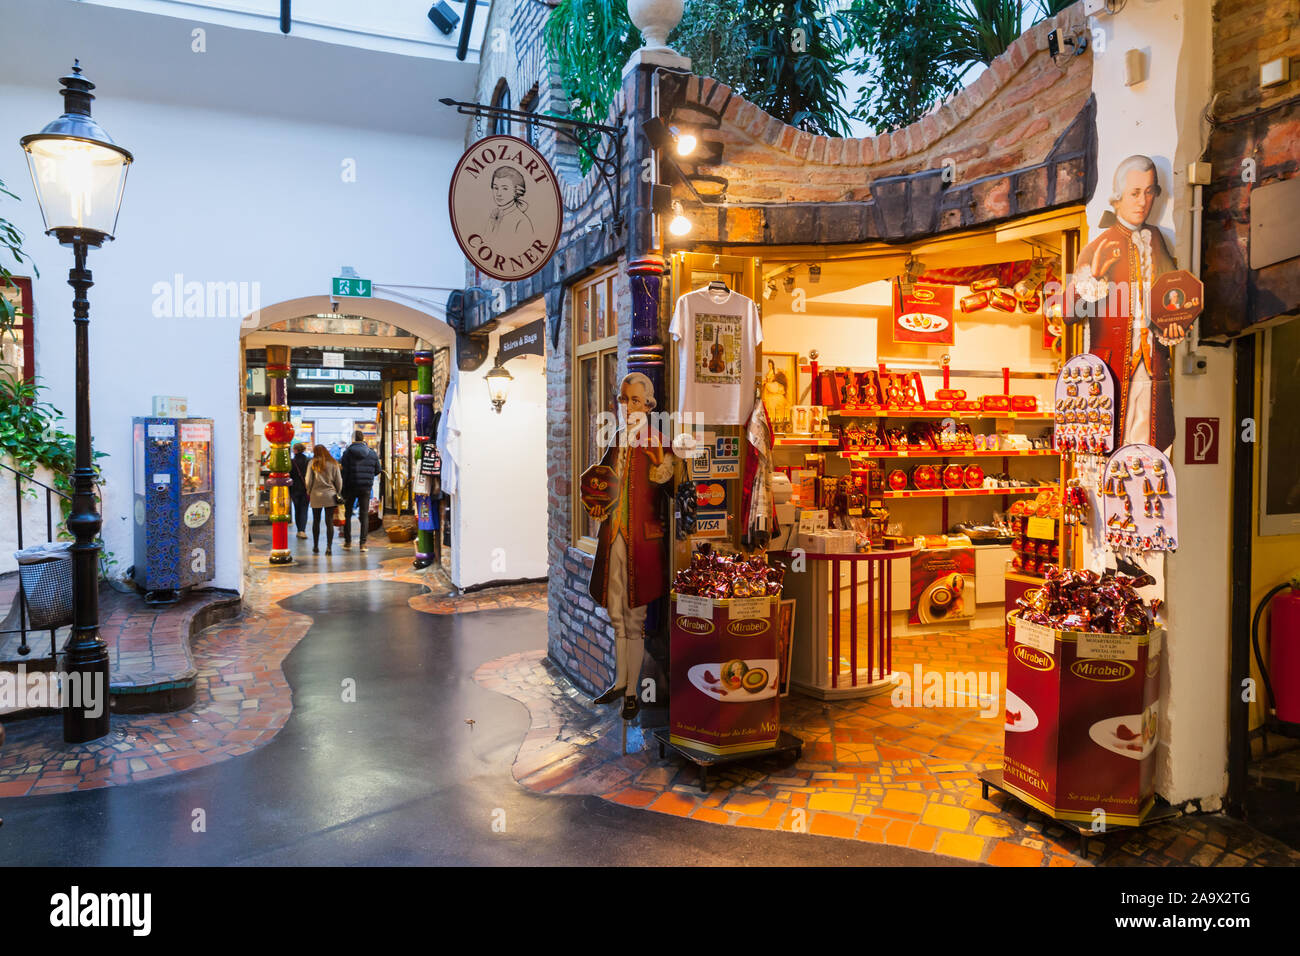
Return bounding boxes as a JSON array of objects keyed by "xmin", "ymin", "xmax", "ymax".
[{"xmin": 669, "ymin": 286, "xmax": 762, "ymax": 425}]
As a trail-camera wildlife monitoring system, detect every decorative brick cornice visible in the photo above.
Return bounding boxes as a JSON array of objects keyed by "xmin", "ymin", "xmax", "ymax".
[{"xmin": 662, "ymin": 0, "xmax": 1092, "ymax": 218}]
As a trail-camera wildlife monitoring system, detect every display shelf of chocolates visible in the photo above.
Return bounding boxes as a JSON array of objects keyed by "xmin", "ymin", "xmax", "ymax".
[
  {"xmin": 879, "ymin": 484, "xmax": 1056, "ymax": 500},
  {"xmin": 1006, "ymin": 493, "xmax": 1062, "ymax": 578},
  {"xmin": 1014, "ymin": 566, "xmax": 1158, "ymax": 635}
]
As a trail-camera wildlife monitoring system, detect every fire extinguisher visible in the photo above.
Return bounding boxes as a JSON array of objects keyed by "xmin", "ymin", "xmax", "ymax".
[{"xmin": 1251, "ymin": 578, "xmax": 1300, "ymax": 727}]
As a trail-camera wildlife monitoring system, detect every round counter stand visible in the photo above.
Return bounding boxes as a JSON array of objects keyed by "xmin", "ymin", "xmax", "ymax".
[
  {"xmin": 652, "ymin": 728, "xmax": 804, "ymax": 793},
  {"xmin": 978, "ymin": 767, "xmax": 1181, "ymax": 859}
]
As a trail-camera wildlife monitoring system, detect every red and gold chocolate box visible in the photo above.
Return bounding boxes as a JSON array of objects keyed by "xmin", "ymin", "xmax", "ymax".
[
  {"xmin": 1003, "ymin": 615, "xmax": 1162, "ymax": 825},
  {"xmin": 669, "ymin": 593, "xmax": 780, "ymax": 755}
]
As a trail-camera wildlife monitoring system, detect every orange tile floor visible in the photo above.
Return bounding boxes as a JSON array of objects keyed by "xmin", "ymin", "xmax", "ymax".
[{"xmin": 477, "ymin": 621, "xmax": 1300, "ymax": 867}]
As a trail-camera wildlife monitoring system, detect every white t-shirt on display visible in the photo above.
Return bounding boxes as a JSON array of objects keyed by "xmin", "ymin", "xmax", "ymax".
[{"xmin": 669, "ymin": 287, "xmax": 762, "ymax": 425}]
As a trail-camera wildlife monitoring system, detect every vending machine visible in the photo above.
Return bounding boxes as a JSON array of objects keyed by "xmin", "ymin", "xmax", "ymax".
[{"xmin": 132, "ymin": 417, "xmax": 215, "ymax": 603}]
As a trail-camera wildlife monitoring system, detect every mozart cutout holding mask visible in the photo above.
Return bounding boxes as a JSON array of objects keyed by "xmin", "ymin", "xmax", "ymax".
[
  {"xmin": 1067, "ymin": 155, "xmax": 1183, "ymax": 453},
  {"xmin": 579, "ymin": 373, "xmax": 675, "ymax": 720}
]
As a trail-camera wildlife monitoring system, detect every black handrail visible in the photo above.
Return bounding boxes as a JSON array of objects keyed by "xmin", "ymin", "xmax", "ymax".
[{"xmin": 0, "ymin": 459, "xmax": 73, "ymax": 660}]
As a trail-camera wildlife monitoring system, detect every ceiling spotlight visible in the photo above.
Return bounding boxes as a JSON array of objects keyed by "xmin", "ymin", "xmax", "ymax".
[
  {"xmin": 783, "ymin": 270, "xmax": 796, "ymax": 293},
  {"xmin": 668, "ymin": 200, "xmax": 692, "ymax": 237},
  {"xmin": 676, "ymin": 130, "xmax": 698, "ymax": 157},
  {"xmin": 808, "ymin": 264, "xmax": 822, "ymax": 283},
  {"xmin": 763, "ymin": 278, "xmax": 777, "ymax": 300}
]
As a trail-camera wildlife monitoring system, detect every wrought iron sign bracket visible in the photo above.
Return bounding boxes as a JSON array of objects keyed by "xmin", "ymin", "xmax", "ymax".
[{"xmin": 439, "ymin": 97, "xmax": 624, "ymax": 232}]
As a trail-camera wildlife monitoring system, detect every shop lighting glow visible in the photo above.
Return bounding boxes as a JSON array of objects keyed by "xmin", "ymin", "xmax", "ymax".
[
  {"xmin": 485, "ymin": 361, "xmax": 513, "ymax": 413},
  {"xmin": 668, "ymin": 200, "xmax": 692, "ymax": 237},
  {"xmin": 675, "ymin": 130, "xmax": 698, "ymax": 157}
]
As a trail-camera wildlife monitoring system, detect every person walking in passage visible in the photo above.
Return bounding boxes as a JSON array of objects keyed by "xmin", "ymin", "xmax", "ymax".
[
  {"xmin": 339, "ymin": 429, "xmax": 380, "ymax": 552},
  {"xmin": 305, "ymin": 443, "xmax": 343, "ymax": 554},
  {"xmin": 289, "ymin": 443, "xmax": 311, "ymax": 540}
]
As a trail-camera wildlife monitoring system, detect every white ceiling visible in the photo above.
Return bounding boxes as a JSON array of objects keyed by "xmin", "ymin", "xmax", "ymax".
[{"xmin": 0, "ymin": 0, "xmax": 484, "ymax": 136}]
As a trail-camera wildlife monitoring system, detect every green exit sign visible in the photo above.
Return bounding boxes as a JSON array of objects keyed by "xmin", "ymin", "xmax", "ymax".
[
  {"xmin": 332, "ymin": 277, "xmax": 371, "ymax": 297},
  {"xmin": 334, "ymin": 383, "xmax": 355, "ymax": 395}
]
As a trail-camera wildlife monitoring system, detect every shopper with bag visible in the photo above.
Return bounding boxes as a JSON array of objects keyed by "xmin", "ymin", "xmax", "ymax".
[
  {"xmin": 305, "ymin": 443, "xmax": 343, "ymax": 554},
  {"xmin": 339, "ymin": 429, "xmax": 379, "ymax": 552},
  {"xmin": 289, "ymin": 443, "xmax": 311, "ymax": 540}
]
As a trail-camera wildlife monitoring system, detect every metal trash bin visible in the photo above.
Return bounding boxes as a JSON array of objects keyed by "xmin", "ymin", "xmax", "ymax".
[{"xmin": 14, "ymin": 542, "xmax": 74, "ymax": 630}]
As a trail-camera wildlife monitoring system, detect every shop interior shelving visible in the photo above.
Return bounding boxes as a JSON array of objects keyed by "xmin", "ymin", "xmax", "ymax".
[
  {"xmin": 876, "ymin": 484, "xmax": 1057, "ymax": 499},
  {"xmin": 841, "ymin": 448, "xmax": 1058, "ymax": 459},
  {"xmin": 830, "ymin": 409, "xmax": 1053, "ymax": 420}
]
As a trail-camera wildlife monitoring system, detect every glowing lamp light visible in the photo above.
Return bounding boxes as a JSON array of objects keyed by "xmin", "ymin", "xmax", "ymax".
[
  {"xmin": 675, "ymin": 131, "xmax": 698, "ymax": 157},
  {"xmin": 668, "ymin": 200, "xmax": 692, "ymax": 237},
  {"xmin": 19, "ymin": 61, "xmax": 132, "ymax": 246},
  {"xmin": 485, "ymin": 362, "xmax": 513, "ymax": 413}
]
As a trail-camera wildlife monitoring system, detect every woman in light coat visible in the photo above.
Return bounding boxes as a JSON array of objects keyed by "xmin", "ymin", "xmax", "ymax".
[{"xmin": 304, "ymin": 444, "xmax": 343, "ymax": 554}]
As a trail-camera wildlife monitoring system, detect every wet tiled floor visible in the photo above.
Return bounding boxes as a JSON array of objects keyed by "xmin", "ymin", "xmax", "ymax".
[
  {"xmin": 475, "ymin": 626, "xmax": 1300, "ymax": 868},
  {"xmin": 0, "ymin": 542, "xmax": 543, "ymax": 796}
]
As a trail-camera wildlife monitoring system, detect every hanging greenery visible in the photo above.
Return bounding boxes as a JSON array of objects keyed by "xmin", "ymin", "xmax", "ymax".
[{"xmin": 544, "ymin": 0, "xmax": 856, "ymax": 171}]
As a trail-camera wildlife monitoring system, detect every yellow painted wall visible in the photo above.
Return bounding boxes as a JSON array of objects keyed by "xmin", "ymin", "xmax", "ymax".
[{"xmin": 1249, "ymin": 328, "xmax": 1300, "ymax": 730}]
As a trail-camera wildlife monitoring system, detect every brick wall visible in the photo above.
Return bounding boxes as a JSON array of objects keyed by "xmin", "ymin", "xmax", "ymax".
[
  {"xmin": 663, "ymin": 3, "xmax": 1095, "ymax": 245},
  {"xmin": 1201, "ymin": 0, "xmax": 1300, "ymax": 335},
  {"xmin": 1212, "ymin": 0, "xmax": 1300, "ymax": 120}
]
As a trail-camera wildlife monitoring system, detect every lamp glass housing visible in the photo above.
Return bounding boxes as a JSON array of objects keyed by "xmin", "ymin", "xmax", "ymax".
[
  {"xmin": 23, "ymin": 136, "xmax": 130, "ymax": 240},
  {"xmin": 668, "ymin": 201, "xmax": 692, "ymax": 237},
  {"xmin": 485, "ymin": 363, "xmax": 513, "ymax": 411}
]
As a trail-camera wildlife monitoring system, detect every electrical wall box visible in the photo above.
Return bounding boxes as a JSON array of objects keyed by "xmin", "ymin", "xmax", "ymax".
[
  {"xmin": 1262, "ymin": 56, "xmax": 1290, "ymax": 88},
  {"xmin": 1183, "ymin": 352, "xmax": 1208, "ymax": 376},
  {"xmin": 1083, "ymin": 0, "xmax": 1109, "ymax": 14},
  {"xmin": 1188, "ymin": 162, "xmax": 1213, "ymax": 186}
]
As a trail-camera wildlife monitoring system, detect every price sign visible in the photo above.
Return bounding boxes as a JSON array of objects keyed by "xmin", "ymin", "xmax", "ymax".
[{"xmin": 677, "ymin": 594, "xmax": 713, "ymax": 620}]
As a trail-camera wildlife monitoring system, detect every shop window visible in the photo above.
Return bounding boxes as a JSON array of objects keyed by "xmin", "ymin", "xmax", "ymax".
[
  {"xmin": 0, "ymin": 276, "xmax": 34, "ymax": 384},
  {"xmin": 573, "ymin": 268, "xmax": 619, "ymax": 550},
  {"xmin": 520, "ymin": 85, "xmax": 539, "ymax": 147},
  {"xmin": 490, "ymin": 80, "xmax": 511, "ymax": 136}
]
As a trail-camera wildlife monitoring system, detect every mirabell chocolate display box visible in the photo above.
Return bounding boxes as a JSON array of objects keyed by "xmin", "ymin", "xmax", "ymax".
[
  {"xmin": 1003, "ymin": 569, "xmax": 1162, "ymax": 826},
  {"xmin": 669, "ymin": 593, "xmax": 781, "ymax": 755}
]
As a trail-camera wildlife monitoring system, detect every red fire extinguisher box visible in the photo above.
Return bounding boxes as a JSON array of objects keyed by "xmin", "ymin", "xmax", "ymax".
[
  {"xmin": 1003, "ymin": 614, "xmax": 1162, "ymax": 826},
  {"xmin": 669, "ymin": 592, "xmax": 781, "ymax": 755}
]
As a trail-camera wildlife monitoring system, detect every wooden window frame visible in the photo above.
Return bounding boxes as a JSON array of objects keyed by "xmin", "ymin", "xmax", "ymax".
[
  {"xmin": 571, "ymin": 267, "xmax": 619, "ymax": 553},
  {"xmin": 490, "ymin": 79, "xmax": 512, "ymax": 137},
  {"xmin": 0, "ymin": 276, "xmax": 35, "ymax": 384}
]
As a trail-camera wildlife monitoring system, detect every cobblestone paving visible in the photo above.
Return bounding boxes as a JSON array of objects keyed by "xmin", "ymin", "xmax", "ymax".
[
  {"xmin": 0, "ymin": 548, "xmax": 541, "ymax": 796},
  {"xmin": 474, "ymin": 645, "xmax": 1300, "ymax": 868}
]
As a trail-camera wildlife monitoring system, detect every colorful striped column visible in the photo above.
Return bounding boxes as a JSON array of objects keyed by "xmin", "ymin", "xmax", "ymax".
[
  {"xmin": 412, "ymin": 350, "xmax": 435, "ymax": 569},
  {"xmin": 264, "ymin": 345, "xmax": 294, "ymax": 565}
]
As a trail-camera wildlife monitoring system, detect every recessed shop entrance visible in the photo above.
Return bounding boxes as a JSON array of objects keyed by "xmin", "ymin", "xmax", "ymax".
[
  {"xmin": 237, "ymin": 296, "xmax": 455, "ymax": 574},
  {"xmin": 667, "ymin": 207, "xmax": 1084, "ymax": 700}
]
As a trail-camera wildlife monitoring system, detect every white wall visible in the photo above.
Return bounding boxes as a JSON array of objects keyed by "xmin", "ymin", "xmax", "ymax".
[
  {"xmin": 449, "ymin": 326, "xmax": 548, "ymax": 588},
  {"xmin": 0, "ymin": 462, "xmax": 64, "ymax": 576},
  {"xmin": 0, "ymin": 83, "xmax": 467, "ymax": 592},
  {"xmin": 1088, "ymin": 0, "xmax": 1224, "ymax": 805}
]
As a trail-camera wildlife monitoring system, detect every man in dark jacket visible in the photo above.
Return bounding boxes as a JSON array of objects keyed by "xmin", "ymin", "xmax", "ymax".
[
  {"xmin": 339, "ymin": 429, "xmax": 380, "ymax": 551},
  {"xmin": 289, "ymin": 443, "xmax": 311, "ymax": 539}
]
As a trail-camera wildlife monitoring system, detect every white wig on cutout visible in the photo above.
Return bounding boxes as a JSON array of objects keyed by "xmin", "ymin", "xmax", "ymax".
[
  {"xmin": 1108, "ymin": 155, "xmax": 1161, "ymax": 208},
  {"xmin": 622, "ymin": 371, "xmax": 657, "ymax": 410}
]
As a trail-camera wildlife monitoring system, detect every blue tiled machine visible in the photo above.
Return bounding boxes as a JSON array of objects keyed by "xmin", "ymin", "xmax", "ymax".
[{"xmin": 132, "ymin": 418, "xmax": 215, "ymax": 603}]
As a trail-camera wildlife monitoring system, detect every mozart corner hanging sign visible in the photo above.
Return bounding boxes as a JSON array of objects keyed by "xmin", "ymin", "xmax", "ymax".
[{"xmin": 448, "ymin": 135, "xmax": 562, "ymax": 282}]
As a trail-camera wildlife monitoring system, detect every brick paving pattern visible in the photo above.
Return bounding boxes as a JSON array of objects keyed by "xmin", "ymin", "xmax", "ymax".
[{"xmin": 474, "ymin": 632, "xmax": 1300, "ymax": 868}]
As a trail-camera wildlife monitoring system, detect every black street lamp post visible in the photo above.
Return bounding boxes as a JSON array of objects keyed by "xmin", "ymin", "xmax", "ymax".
[{"xmin": 20, "ymin": 62, "xmax": 132, "ymax": 743}]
